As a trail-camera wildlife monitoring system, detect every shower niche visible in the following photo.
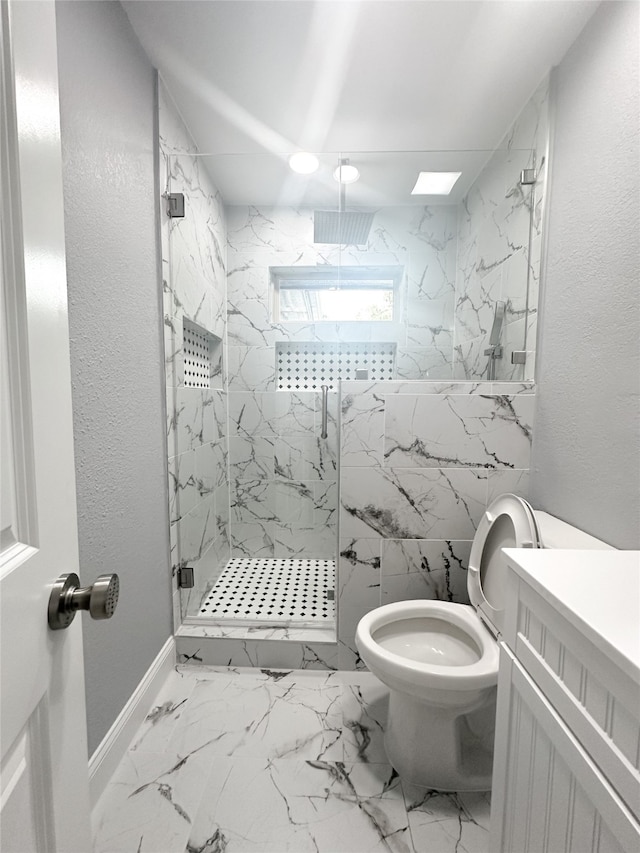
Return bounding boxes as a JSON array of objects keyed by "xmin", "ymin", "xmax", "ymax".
[
  {"xmin": 276, "ymin": 341, "xmax": 396, "ymax": 391},
  {"xmin": 182, "ymin": 318, "xmax": 223, "ymax": 390}
]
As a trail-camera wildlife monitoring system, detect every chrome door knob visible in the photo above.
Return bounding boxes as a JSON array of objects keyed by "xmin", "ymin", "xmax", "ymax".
[{"xmin": 48, "ymin": 572, "xmax": 120, "ymax": 630}]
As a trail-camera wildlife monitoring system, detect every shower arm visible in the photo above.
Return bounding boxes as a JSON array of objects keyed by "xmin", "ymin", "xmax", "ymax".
[{"xmin": 338, "ymin": 158, "xmax": 347, "ymax": 214}]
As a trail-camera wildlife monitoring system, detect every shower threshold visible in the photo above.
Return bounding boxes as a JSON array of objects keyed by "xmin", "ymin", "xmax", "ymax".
[{"xmin": 194, "ymin": 557, "xmax": 336, "ymax": 628}]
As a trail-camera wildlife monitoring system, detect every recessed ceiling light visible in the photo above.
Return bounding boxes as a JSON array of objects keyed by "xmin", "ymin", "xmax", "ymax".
[
  {"xmin": 411, "ymin": 171, "xmax": 462, "ymax": 195},
  {"xmin": 288, "ymin": 152, "xmax": 319, "ymax": 175},
  {"xmin": 333, "ymin": 162, "xmax": 360, "ymax": 184}
]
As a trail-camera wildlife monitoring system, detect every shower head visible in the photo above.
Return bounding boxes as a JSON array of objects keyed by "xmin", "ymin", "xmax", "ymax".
[{"xmin": 313, "ymin": 210, "xmax": 375, "ymax": 245}]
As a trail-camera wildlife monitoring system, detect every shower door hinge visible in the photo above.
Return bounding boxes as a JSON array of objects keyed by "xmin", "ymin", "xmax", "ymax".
[
  {"xmin": 167, "ymin": 192, "xmax": 185, "ymax": 218},
  {"xmin": 511, "ymin": 351, "xmax": 527, "ymax": 365},
  {"xmin": 520, "ymin": 169, "xmax": 537, "ymax": 185},
  {"xmin": 178, "ymin": 567, "xmax": 195, "ymax": 588}
]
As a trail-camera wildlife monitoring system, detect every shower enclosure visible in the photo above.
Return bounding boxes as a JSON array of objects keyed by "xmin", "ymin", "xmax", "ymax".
[{"xmin": 159, "ymin": 76, "xmax": 548, "ymax": 649}]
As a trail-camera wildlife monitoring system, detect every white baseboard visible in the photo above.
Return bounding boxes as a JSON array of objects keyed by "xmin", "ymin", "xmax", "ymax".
[{"xmin": 88, "ymin": 636, "xmax": 176, "ymax": 808}]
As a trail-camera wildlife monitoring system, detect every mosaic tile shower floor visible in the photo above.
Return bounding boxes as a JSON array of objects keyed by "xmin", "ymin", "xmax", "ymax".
[
  {"xmin": 197, "ymin": 558, "xmax": 335, "ymax": 625},
  {"xmin": 93, "ymin": 666, "xmax": 491, "ymax": 853}
]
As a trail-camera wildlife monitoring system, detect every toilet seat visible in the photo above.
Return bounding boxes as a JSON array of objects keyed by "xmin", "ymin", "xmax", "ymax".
[
  {"xmin": 468, "ymin": 493, "xmax": 541, "ymax": 637},
  {"xmin": 356, "ymin": 494, "xmax": 543, "ymax": 699},
  {"xmin": 357, "ymin": 600, "xmax": 499, "ymax": 701}
]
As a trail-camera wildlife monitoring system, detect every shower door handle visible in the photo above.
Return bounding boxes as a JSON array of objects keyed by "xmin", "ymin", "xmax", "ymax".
[{"xmin": 320, "ymin": 385, "xmax": 328, "ymax": 439}]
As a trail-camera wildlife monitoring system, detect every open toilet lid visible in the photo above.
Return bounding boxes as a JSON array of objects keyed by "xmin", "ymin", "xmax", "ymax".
[{"xmin": 467, "ymin": 493, "xmax": 541, "ymax": 636}]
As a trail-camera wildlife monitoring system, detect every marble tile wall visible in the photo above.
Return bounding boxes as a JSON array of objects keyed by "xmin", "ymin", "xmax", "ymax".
[
  {"xmin": 159, "ymin": 83, "xmax": 230, "ymax": 624},
  {"xmin": 228, "ymin": 388, "xmax": 339, "ymax": 559},
  {"xmin": 453, "ymin": 77, "xmax": 549, "ymax": 381},
  {"xmin": 226, "ymin": 204, "xmax": 459, "ymax": 558},
  {"xmin": 226, "ymin": 203, "xmax": 458, "ymax": 377},
  {"xmin": 337, "ymin": 380, "xmax": 535, "ymax": 669}
]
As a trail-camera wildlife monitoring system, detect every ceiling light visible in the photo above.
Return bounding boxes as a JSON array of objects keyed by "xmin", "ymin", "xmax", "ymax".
[
  {"xmin": 288, "ymin": 152, "xmax": 319, "ymax": 175},
  {"xmin": 333, "ymin": 162, "xmax": 360, "ymax": 184},
  {"xmin": 411, "ymin": 171, "xmax": 462, "ymax": 195}
]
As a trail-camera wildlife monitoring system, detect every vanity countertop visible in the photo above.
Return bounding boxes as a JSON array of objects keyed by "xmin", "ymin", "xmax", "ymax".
[{"xmin": 502, "ymin": 548, "xmax": 640, "ymax": 682}]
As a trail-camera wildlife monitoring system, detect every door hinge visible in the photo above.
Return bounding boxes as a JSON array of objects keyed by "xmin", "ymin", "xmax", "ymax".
[
  {"xmin": 167, "ymin": 192, "xmax": 185, "ymax": 218},
  {"xmin": 178, "ymin": 567, "xmax": 194, "ymax": 588}
]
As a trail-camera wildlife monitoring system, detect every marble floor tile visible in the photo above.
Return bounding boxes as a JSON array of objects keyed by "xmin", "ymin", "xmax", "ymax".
[
  {"xmin": 186, "ymin": 758, "xmax": 413, "ymax": 853},
  {"xmin": 339, "ymin": 673, "xmax": 389, "ymax": 764},
  {"xmin": 166, "ymin": 668, "xmax": 344, "ymax": 762},
  {"xmin": 129, "ymin": 669, "xmax": 199, "ymax": 754},
  {"xmin": 402, "ymin": 786, "xmax": 492, "ymax": 853},
  {"xmin": 94, "ymin": 665, "xmax": 493, "ymax": 853},
  {"xmin": 93, "ymin": 744, "xmax": 218, "ymax": 853}
]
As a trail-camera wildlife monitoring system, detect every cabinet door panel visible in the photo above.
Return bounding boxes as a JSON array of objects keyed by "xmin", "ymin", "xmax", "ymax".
[{"xmin": 491, "ymin": 648, "xmax": 638, "ymax": 853}]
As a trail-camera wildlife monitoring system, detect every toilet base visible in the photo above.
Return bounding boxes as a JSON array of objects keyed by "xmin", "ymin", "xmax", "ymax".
[{"xmin": 384, "ymin": 688, "xmax": 495, "ymax": 791}]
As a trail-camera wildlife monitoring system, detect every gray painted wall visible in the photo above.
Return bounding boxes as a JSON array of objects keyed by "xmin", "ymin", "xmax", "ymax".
[
  {"xmin": 56, "ymin": 0, "xmax": 172, "ymax": 753},
  {"xmin": 531, "ymin": 1, "xmax": 640, "ymax": 548}
]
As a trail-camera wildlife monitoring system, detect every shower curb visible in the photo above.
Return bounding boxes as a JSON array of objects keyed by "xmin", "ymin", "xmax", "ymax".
[{"xmin": 175, "ymin": 632, "xmax": 339, "ymax": 671}]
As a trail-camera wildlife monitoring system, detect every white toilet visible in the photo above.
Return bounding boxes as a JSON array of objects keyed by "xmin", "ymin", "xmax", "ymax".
[{"xmin": 355, "ymin": 493, "xmax": 612, "ymax": 791}]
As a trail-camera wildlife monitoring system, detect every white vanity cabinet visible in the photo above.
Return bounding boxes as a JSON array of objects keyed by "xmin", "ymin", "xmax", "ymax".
[{"xmin": 490, "ymin": 549, "xmax": 640, "ymax": 853}]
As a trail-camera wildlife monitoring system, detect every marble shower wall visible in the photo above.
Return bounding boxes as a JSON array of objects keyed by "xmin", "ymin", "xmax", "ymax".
[
  {"xmin": 226, "ymin": 204, "xmax": 459, "ymax": 558},
  {"xmin": 453, "ymin": 77, "xmax": 549, "ymax": 381},
  {"xmin": 228, "ymin": 388, "xmax": 339, "ymax": 559},
  {"xmin": 159, "ymin": 84, "xmax": 230, "ymax": 624},
  {"xmin": 337, "ymin": 380, "xmax": 535, "ymax": 669},
  {"xmin": 226, "ymin": 204, "xmax": 458, "ymax": 377}
]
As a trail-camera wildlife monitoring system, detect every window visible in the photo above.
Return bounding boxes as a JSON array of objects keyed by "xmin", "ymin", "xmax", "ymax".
[{"xmin": 270, "ymin": 266, "xmax": 402, "ymax": 323}]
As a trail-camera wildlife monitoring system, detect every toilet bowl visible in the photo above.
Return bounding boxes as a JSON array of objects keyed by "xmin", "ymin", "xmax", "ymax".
[{"xmin": 356, "ymin": 493, "xmax": 612, "ymax": 791}]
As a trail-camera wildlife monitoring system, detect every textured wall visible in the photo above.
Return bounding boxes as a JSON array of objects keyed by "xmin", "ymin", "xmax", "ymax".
[
  {"xmin": 56, "ymin": 0, "xmax": 172, "ymax": 753},
  {"xmin": 530, "ymin": 1, "xmax": 640, "ymax": 548}
]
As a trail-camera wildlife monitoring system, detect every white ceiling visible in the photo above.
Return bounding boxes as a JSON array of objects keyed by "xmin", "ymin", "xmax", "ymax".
[{"xmin": 124, "ymin": 0, "xmax": 599, "ymax": 205}]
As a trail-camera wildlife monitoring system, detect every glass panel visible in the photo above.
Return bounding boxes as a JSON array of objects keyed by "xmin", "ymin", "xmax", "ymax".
[{"xmin": 162, "ymin": 97, "xmax": 548, "ymax": 626}]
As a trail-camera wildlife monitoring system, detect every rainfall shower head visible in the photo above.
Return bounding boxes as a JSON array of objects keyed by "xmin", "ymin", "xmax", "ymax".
[
  {"xmin": 313, "ymin": 210, "xmax": 375, "ymax": 245},
  {"xmin": 314, "ymin": 156, "xmax": 374, "ymax": 245}
]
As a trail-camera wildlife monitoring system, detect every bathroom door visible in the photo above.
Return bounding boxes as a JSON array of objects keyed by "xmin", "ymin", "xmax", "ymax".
[{"xmin": 0, "ymin": 2, "xmax": 92, "ymax": 850}]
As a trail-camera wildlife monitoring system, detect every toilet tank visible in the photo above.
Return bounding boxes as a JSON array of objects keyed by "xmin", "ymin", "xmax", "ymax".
[{"xmin": 535, "ymin": 511, "xmax": 615, "ymax": 550}]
